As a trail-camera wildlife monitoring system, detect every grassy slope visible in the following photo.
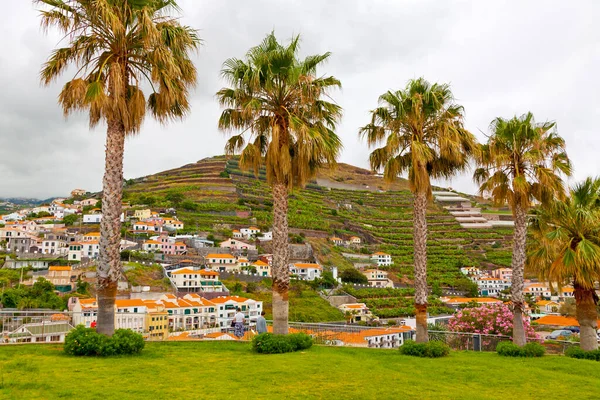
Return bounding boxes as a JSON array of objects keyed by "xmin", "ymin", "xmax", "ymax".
[{"xmin": 1, "ymin": 342, "xmax": 599, "ymax": 399}]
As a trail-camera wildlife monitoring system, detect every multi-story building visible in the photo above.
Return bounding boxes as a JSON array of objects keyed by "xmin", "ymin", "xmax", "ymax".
[
  {"xmin": 362, "ymin": 269, "xmax": 394, "ymax": 288},
  {"xmin": 289, "ymin": 263, "xmax": 322, "ymax": 281},
  {"xmin": 474, "ymin": 277, "xmax": 511, "ymax": 297},
  {"xmin": 47, "ymin": 266, "xmax": 79, "ymax": 292},
  {"xmin": 206, "ymin": 253, "xmax": 238, "ymax": 272},
  {"xmin": 143, "ymin": 301, "xmax": 169, "ymax": 340},
  {"xmin": 160, "ymin": 294, "xmax": 218, "ymax": 331},
  {"xmin": 253, "ymin": 260, "xmax": 271, "ymax": 277},
  {"xmin": 491, "ymin": 268, "xmax": 512, "ymax": 281},
  {"xmin": 219, "ymin": 238, "xmax": 256, "ymax": 251},
  {"xmin": 523, "ymin": 283, "xmax": 551, "ymax": 299},
  {"xmin": 371, "ymin": 252, "xmax": 393, "ymax": 266},
  {"xmin": 168, "ymin": 268, "xmax": 224, "ymax": 292},
  {"xmin": 211, "ymin": 295, "xmax": 262, "ymax": 328},
  {"xmin": 339, "ymin": 303, "xmax": 373, "ymax": 322}
]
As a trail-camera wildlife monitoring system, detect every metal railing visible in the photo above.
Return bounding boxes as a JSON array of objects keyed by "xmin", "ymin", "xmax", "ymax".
[{"xmin": 0, "ymin": 310, "xmax": 583, "ymax": 354}]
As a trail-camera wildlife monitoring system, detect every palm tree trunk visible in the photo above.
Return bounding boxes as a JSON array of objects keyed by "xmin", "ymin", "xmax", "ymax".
[
  {"xmin": 574, "ymin": 282, "xmax": 599, "ymax": 351},
  {"xmin": 413, "ymin": 191, "xmax": 429, "ymax": 343},
  {"xmin": 272, "ymin": 182, "xmax": 290, "ymax": 335},
  {"xmin": 511, "ymin": 203, "xmax": 527, "ymax": 346},
  {"xmin": 97, "ymin": 117, "xmax": 125, "ymax": 336}
]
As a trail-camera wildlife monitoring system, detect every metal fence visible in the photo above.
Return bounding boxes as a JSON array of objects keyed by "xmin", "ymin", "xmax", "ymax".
[{"xmin": 0, "ymin": 311, "xmax": 582, "ymax": 354}]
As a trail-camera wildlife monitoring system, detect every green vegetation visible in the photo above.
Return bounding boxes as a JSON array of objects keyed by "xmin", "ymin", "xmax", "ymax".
[
  {"xmin": 398, "ymin": 340, "xmax": 450, "ymax": 358},
  {"xmin": 123, "ymin": 263, "xmax": 171, "ymax": 291},
  {"xmin": 565, "ymin": 346, "xmax": 600, "ymax": 361},
  {"xmin": 64, "ymin": 326, "xmax": 145, "ymax": 357},
  {"xmin": 0, "ymin": 278, "xmax": 66, "ymax": 310},
  {"xmin": 496, "ymin": 342, "xmax": 546, "ymax": 358},
  {"xmin": 2, "ymin": 342, "xmax": 600, "ymax": 399},
  {"xmin": 227, "ymin": 280, "xmax": 344, "ymax": 322},
  {"xmin": 252, "ymin": 333, "xmax": 313, "ymax": 354}
]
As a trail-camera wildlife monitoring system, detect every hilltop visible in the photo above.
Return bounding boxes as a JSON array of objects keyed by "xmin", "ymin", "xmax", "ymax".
[{"xmin": 122, "ymin": 156, "xmax": 514, "ymax": 309}]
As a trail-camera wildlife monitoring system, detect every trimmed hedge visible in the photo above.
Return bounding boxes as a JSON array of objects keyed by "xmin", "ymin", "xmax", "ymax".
[
  {"xmin": 64, "ymin": 326, "xmax": 145, "ymax": 357},
  {"xmin": 399, "ymin": 340, "xmax": 450, "ymax": 358},
  {"xmin": 252, "ymin": 333, "xmax": 313, "ymax": 354},
  {"xmin": 496, "ymin": 342, "xmax": 545, "ymax": 357},
  {"xmin": 565, "ymin": 347, "xmax": 600, "ymax": 361}
]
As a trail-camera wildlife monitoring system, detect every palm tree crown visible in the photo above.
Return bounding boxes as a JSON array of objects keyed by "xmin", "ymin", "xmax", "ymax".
[
  {"xmin": 473, "ymin": 112, "xmax": 571, "ymax": 207},
  {"xmin": 37, "ymin": 0, "xmax": 200, "ymax": 131},
  {"xmin": 528, "ymin": 177, "xmax": 600, "ymax": 350},
  {"xmin": 217, "ymin": 32, "xmax": 343, "ymax": 187},
  {"xmin": 360, "ymin": 78, "xmax": 477, "ymax": 194}
]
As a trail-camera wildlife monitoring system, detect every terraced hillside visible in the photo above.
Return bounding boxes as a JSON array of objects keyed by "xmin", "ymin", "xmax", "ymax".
[{"xmin": 124, "ymin": 156, "xmax": 515, "ymax": 312}]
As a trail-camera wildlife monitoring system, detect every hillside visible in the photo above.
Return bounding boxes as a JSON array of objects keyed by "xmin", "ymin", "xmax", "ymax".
[{"xmin": 123, "ymin": 156, "xmax": 514, "ymax": 310}]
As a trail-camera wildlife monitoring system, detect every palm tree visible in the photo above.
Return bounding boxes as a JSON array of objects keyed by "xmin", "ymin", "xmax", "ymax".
[
  {"xmin": 360, "ymin": 78, "xmax": 477, "ymax": 342},
  {"xmin": 474, "ymin": 112, "xmax": 571, "ymax": 346},
  {"xmin": 528, "ymin": 178, "xmax": 600, "ymax": 351},
  {"xmin": 37, "ymin": 0, "xmax": 200, "ymax": 335},
  {"xmin": 216, "ymin": 33, "xmax": 343, "ymax": 334}
]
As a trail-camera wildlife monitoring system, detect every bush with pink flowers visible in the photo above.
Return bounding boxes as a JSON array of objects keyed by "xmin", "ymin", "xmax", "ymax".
[{"xmin": 447, "ymin": 303, "xmax": 538, "ymax": 338}]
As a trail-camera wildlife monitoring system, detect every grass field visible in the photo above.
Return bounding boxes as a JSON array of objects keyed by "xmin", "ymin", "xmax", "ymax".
[{"xmin": 1, "ymin": 342, "xmax": 599, "ymax": 399}]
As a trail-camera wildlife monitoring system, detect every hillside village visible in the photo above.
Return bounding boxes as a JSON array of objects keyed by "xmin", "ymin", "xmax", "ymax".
[{"xmin": 0, "ymin": 157, "xmax": 592, "ymax": 343}]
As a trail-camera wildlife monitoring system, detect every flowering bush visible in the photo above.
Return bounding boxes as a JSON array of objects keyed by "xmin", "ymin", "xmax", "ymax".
[{"xmin": 447, "ymin": 303, "xmax": 538, "ymax": 339}]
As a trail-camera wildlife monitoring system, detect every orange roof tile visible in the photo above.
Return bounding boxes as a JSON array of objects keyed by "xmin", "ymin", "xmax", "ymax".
[
  {"xmin": 372, "ymin": 252, "xmax": 390, "ymax": 256},
  {"xmin": 115, "ymin": 299, "xmax": 146, "ymax": 308},
  {"xmin": 443, "ymin": 297, "xmax": 502, "ymax": 304},
  {"xmin": 206, "ymin": 253, "xmax": 235, "ymax": 259},
  {"xmin": 210, "ymin": 295, "xmax": 251, "ymax": 304},
  {"xmin": 534, "ymin": 315, "xmax": 600, "ymax": 327},
  {"xmin": 253, "ymin": 260, "xmax": 269, "ymax": 266},
  {"xmin": 170, "ymin": 268, "xmax": 196, "ymax": 275},
  {"xmin": 293, "ymin": 263, "xmax": 322, "ymax": 270},
  {"xmin": 204, "ymin": 332, "xmax": 236, "ymax": 340},
  {"xmin": 49, "ymin": 266, "xmax": 72, "ymax": 271}
]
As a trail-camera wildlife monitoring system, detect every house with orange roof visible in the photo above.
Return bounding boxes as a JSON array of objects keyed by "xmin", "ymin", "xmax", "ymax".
[
  {"xmin": 142, "ymin": 239, "xmax": 162, "ymax": 252},
  {"xmin": 348, "ymin": 236, "xmax": 362, "ymax": 245},
  {"xmin": 70, "ymin": 297, "xmax": 147, "ymax": 333},
  {"xmin": 363, "ymin": 269, "xmax": 394, "ymax": 288},
  {"xmin": 82, "ymin": 232, "xmax": 100, "ymax": 242},
  {"xmin": 330, "ymin": 236, "xmax": 344, "ymax": 246},
  {"xmin": 160, "ymin": 294, "xmax": 218, "ymax": 331},
  {"xmin": 79, "ymin": 198, "xmax": 99, "ymax": 207},
  {"xmin": 535, "ymin": 300, "xmax": 561, "ymax": 315},
  {"xmin": 168, "ymin": 268, "xmax": 223, "ymax": 292},
  {"xmin": 211, "ymin": 295, "xmax": 263, "ymax": 328},
  {"xmin": 71, "ymin": 189, "xmax": 86, "ymax": 197},
  {"xmin": 289, "ymin": 263, "xmax": 323, "ymax": 281},
  {"xmin": 143, "ymin": 301, "xmax": 169, "ymax": 340},
  {"xmin": 206, "ymin": 253, "xmax": 238, "ymax": 272},
  {"xmin": 163, "ymin": 218, "xmax": 184, "ymax": 231},
  {"xmin": 559, "ymin": 287, "xmax": 574, "ymax": 299},
  {"xmin": 339, "ymin": 303, "xmax": 373, "ymax": 322},
  {"xmin": 371, "ymin": 252, "xmax": 392, "ymax": 266},
  {"xmin": 219, "ymin": 238, "xmax": 256, "ymax": 252},
  {"xmin": 80, "ymin": 240, "xmax": 100, "ymax": 259},
  {"xmin": 47, "ymin": 266, "xmax": 80, "ymax": 292},
  {"xmin": 132, "ymin": 220, "xmax": 163, "ymax": 233},
  {"xmin": 252, "ymin": 259, "xmax": 271, "ymax": 277},
  {"xmin": 232, "ymin": 229, "xmax": 243, "ymax": 239},
  {"xmin": 323, "ymin": 326, "xmax": 413, "ymax": 348},
  {"xmin": 133, "ymin": 209, "xmax": 151, "ymax": 220},
  {"xmin": 440, "ymin": 297, "xmax": 503, "ymax": 308},
  {"xmin": 523, "ymin": 282, "xmax": 551, "ymax": 299},
  {"xmin": 240, "ymin": 226, "xmax": 260, "ymax": 238},
  {"xmin": 491, "ymin": 267, "xmax": 512, "ymax": 281},
  {"xmin": 203, "ymin": 332, "xmax": 237, "ymax": 341}
]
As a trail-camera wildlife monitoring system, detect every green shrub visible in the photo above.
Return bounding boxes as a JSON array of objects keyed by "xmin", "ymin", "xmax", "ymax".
[
  {"xmin": 64, "ymin": 326, "xmax": 145, "ymax": 357},
  {"xmin": 496, "ymin": 342, "xmax": 545, "ymax": 357},
  {"xmin": 252, "ymin": 333, "xmax": 313, "ymax": 354},
  {"xmin": 566, "ymin": 347, "xmax": 600, "ymax": 361},
  {"xmin": 64, "ymin": 326, "xmax": 107, "ymax": 356},
  {"xmin": 252, "ymin": 333, "xmax": 294, "ymax": 354},
  {"xmin": 399, "ymin": 340, "xmax": 449, "ymax": 358},
  {"xmin": 287, "ymin": 333, "xmax": 313, "ymax": 350},
  {"xmin": 522, "ymin": 342, "xmax": 546, "ymax": 357}
]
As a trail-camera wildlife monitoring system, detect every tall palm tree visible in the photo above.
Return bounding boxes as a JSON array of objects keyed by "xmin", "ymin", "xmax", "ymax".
[
  {"xmin": 360, "ymin": 78, "xmax": 477, "ymax": 342},
  {"xmin": 217, "ymin": 33, "xmax": 343, "ymax": 334},
  {"xmin": 528, "ymin": 178, "xmax": 600, "ymax": 351},
  {"xmin": 37, "ymin": 0, "xmax": 200, "ymax": 335},
  {"xmin": 474, "ymin": 113, "xmax": 571, "ymax": 345}
]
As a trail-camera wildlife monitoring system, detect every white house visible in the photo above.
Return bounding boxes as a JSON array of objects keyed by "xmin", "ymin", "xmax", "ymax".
[
  {"xmin": 219, "ymin": 239, "xmax": 256, "ymax": 251},
  {"xmin": 475, "ymin": 277, "xmax": 511, "ymax": 297},
  {"xmin": 6, "ymin": 321, "xmax": 74, "ymax": 344},
  {"xmin": 132, "ymin": 221, "xmax": 163, "ymax": 233},
  {"xmin": 349, "ymin": 236, "xmax": 361, "ymax": 245},
  {"xmin": 168, "ymin": 268, "xmax": 224, "ymax": 292},
  {"xmin": 143, "ymin": 240, "xmax": 162, "ymax": 252},
  {"xmin": 83, "ymin": 212, "xmax": 124, "ymax": 223},
  {"xmin": 371, "ymin": 252, "xmax": 392, "ymax": 266},
  {"xmin": 289, "ymin": 263, "xmax": 322, "ymax": 280},
  {"xmin": 258, "ymin": 231, "xmax": 273, "ymax": 241},
  {"xmin": 80, "ymin": 240, "xmax": 100, "ymax": 259},
  {"xmin": 232, "ymin": 230, "xmax": 243, "ymax": 239},
  {"xmin": 163, "ymin": 218, "xmax": 184, "ymax": 231},
  {"xmin": 339, "ymin": 303, "xmax": 373, "ymax": 322},
  {"xmin": 460, "ymin": 267, "xmax": 482, "ymax": 276},
  {"xmin": 330, "ymin": 237, "xmax": 344, "ymax": 246},
  {"xmin": 523, "ymin": 283, "xmax": 552, "ymax": 299},
  {"xmin": 240, "ymin": 226, "xmax": 260, "ymax": 238},
  {"xmin": 80, "ymin": 198, "xmax": 99, "ymax": 207},
  {"xmin": 211, "ymin": 295, "xmax": 262, "ymax": 328}
]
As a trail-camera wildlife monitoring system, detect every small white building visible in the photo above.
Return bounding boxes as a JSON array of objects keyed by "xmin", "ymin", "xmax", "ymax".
[
  {"xmin": 240, "ymin": 227, "xmax": 260, "ymax": 238},
  {"xmin": 168, "ymin": 268, "xmax": 224, "ymax": 292},
  {"xmin": 371, "ymin": 252, "xmax": 392, "ymax": 266},
  {"xmin": 211, "ymin": 295, "xmax": 262, "ymax": 328},
  {"xmin": 363, "ymin": 269, "xmax": 394, "ymax": 288},
  {"xmin": 339, "ymin": 303, "xmax": 373, "ymax": 322},
  {"xmin": 7, "ymin": 321, "xmax": 74, "ymax": 344},
  {"xmin": 349, "ymin": 236, "xmax": 362, "ymax": 245},
  {"xmin": 475, "ymin": 277, "xmax": 511, "ymax": 297},
  {"xmin": 289, "ymin": 263, "xmax": 322, "ymax": 281}
]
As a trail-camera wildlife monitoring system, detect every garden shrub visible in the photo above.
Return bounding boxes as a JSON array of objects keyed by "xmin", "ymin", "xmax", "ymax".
[
  {"xmin": 496, "ymin": 342, "xmax": 545, "ymax": 357},
  {"xmin": 287, "ymin": 333, "xmax": 313, "ymax": 350},
  {"xmin": 64, "ymin": 326, "xmax": 145, "ymax": 357},
  {"xmin": 252, "ymin": 333, "xmax": 313, "ymax": 354},
  {"xmin": 566, "ymin": 347, "xmax": 600, "ymax": 361},
  {"xmin": 399, "ymin": 340, "xmax": 450, "ymax": 358}
]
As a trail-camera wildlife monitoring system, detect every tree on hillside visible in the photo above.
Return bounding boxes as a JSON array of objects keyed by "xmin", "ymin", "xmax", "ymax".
[
  {"xmin": 217, "ymin": 33, "xmax": 343, "ymax": 334},
  {"xmin": 37, "ymin": 0, "xmax": 200, "ymax": 335},
  {"xmin": 474, "ymin": 112, "xmax": 571, "ymax": 346},
  {"xmin": 528, "ymin": 178, "xmax": 600, "ymax": 350},
  {"xmin": 340, "ymin": 268, "xmax": 368, "ymax": 284},
  {"xmin": 360, "ymin": 78, "xmax": 477, "ymax": 342}
]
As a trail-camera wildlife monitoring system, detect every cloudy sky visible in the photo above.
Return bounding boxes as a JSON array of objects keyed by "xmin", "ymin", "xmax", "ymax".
[{"xmin": 1, "ymin": 0, "xmax": 598, "ymax": 198}]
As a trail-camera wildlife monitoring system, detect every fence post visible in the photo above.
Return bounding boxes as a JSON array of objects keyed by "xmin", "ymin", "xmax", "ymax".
[{"xmin": 474, "ymin": 334, "xmax": 481, "ymax": 351}]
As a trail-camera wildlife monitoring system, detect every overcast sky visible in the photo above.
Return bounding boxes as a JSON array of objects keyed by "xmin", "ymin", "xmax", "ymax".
[{"xmin": 1, "ymin": 0, "xmax": 598, "ymax": 198}]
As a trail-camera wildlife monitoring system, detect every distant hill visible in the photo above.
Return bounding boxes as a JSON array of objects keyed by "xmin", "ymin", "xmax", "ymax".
[{"xmin": 122, "ymin": 156, "xmax": 514, "ymax": 300}]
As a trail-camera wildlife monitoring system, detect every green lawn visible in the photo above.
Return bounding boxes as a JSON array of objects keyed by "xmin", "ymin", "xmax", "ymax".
[{"xmin": 1, "ymin": 342, "xmax": 599, "ymax": 399}]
